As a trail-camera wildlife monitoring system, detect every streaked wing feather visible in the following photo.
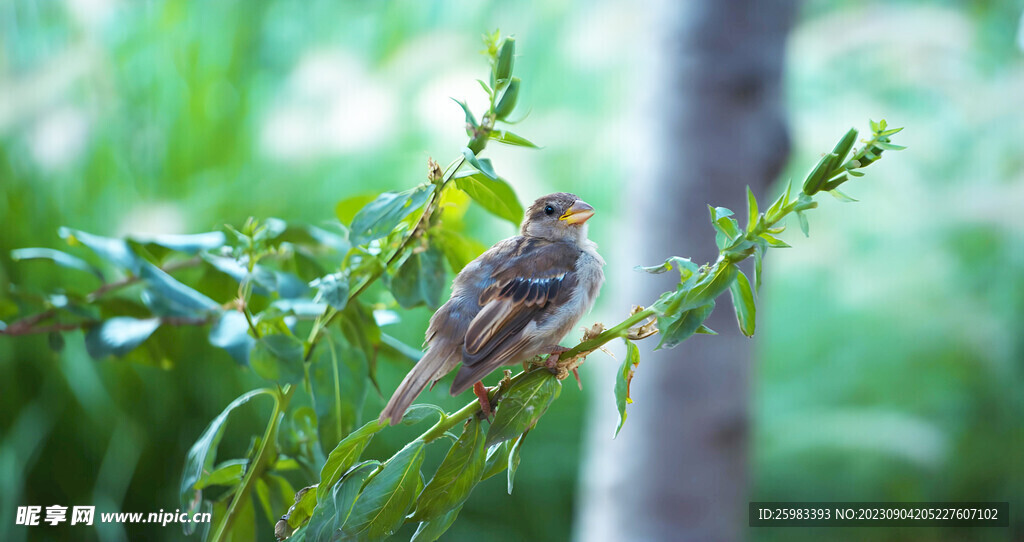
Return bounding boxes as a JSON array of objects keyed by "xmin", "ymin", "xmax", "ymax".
[{"xmin": 461, "ymin": 241, "xmax": 580, "ymax": 368}]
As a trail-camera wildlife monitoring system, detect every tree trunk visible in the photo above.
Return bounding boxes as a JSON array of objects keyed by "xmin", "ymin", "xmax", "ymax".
[{"xmin": 576, "ymin": 1, "xmax": 796, "ymax": 541}]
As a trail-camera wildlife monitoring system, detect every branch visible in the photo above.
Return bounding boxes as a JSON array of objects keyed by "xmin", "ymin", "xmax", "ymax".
[
  {"xmin": 0, "ymin": 257, "xmax": 203, "ymax": 337},
  {"xmin": 401, "ymin": 119, "xmax": 907, "ymax": 455}
]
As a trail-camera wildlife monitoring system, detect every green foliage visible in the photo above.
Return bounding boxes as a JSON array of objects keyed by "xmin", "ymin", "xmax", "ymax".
[
  {"xmin": 411, "ymin": 418, "xmax": 486, "ymax": 522},
  {"xmin": 453, "ymin": 172, "xmax": 524, "ymax": 226},
  {"xmin": 614, "ymin": 340, "xmax": 640, "ymax": 438},
  {"xmin": 340, "ymin": 441, "xmax": 426, "ymax": 540},
  {"xmin": 484, "ymin": 370, "xmax": 562, "ymax": 447},
  {"xmin": 0, "ymin": 26, "xmax": 905, "ymax": 541}
]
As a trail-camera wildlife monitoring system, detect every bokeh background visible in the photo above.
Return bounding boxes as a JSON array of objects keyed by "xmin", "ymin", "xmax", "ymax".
[{"xmin": 1, "ymin": 0, "xmax": 1021, "ymax": 541}]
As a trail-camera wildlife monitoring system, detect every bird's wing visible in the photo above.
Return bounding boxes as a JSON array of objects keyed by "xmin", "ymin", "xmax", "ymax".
[{"xmin": 454, "ymin": 239, "xmax": 580, "ymax": 390}]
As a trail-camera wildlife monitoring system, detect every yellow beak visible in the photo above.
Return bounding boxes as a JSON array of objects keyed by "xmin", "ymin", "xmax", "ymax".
[{"xmin": 559, "ymin": 200, "xmax": 595, "ymax": 225}]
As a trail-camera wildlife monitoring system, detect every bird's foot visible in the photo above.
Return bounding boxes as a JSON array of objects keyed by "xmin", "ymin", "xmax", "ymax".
[
  {"xmin": 473, "ymin": 381, "xmax": 494, "ymax": 420},
  {"xmin": 542, "ymin": 345, "xmax": 572, "ymax": 372}
]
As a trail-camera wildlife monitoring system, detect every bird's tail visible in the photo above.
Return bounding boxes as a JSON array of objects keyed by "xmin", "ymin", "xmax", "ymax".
[{"xmin": 379, "ymin": 349, "xmax": 448, "ymax": 425}]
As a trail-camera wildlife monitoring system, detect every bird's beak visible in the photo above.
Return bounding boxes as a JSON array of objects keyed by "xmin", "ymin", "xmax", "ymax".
[{"xmin": 559, "ymin": 200, "xmax": 595, "ymax": 225}]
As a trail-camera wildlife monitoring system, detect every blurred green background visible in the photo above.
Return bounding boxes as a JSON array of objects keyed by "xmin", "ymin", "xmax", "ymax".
[{"xmin": 0, "ymin": 0, "xmax": 1021, "ymax": 541}]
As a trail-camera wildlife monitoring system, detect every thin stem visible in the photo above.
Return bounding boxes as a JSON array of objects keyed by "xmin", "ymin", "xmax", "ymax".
[
  {"xmin": 418, "ymin": 399, "xmax": 483, "ymax": 443},
  {"xmin": 210, "ymin": 385, "xmax": 294, "ymax": 542},
  {"xmin": 304, "ymin": 155, "xmax": 470, "ymax": 360},
  {"xmin": 240, "ymin": 279, "xmax": 261, "ymax": 339},
  {"xmin": 1, "ymin": 257, "xmax": 205, "ymax": 336},
  {"xmin": 85, "ymin": 256, "xmax": 202, "ymax": 303},
  {"xmin": 561, "ymin": 307, "xmax": 656, "ymax": 360},
  {"xmin": 416, "ymin": 369, "xmax": 531, "ymax": 443}
]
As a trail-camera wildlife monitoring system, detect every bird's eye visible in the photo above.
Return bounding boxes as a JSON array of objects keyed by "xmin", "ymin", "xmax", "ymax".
[{"xmin": 544, "ymin": 205, "xmax": 555, "ymax": 216}]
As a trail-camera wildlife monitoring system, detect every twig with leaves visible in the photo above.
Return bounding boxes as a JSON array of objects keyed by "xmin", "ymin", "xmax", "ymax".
[{"xmin": 0, "ymin": 29, "xmax": 903, "ymax": 542}]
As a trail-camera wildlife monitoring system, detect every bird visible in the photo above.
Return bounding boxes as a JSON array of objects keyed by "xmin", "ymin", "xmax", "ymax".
[{"xmin": 379, "ymin": 192, "xmax": 605, "ymax": 425}]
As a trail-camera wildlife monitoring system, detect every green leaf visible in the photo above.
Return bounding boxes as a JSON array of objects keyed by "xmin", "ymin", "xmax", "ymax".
[
  {"xmin": 310, "ymin": 332, "xmax": 368, "ymax": 454},
  {"xmin": 494, "ymin": 77, "xmax": 520, "ymax": 119},
  {"xmin": 201, "ymin": 254, "xmax": 272, "ymax": 296},
  {"xmin": 339, "ymin": 301, "xmax": 382, "ymax": 392},
  {"xmin": 656, "ymin": 302, "xmax": 715, "ymax": 350},
  {"xmin": 221, "ymin": 493, "xmax": 256, "ymax": 542},
  {"xmin": 341, "ymin": 440, "xmax": 427, "ymax": 540},
  {"xmin": 460, "ymin": 148, "xmax": 498, "ymax": 180},
  {"xmin": 380, "ymin": 333, "xmax": 423, "ymax": 363},
  {"xmin": 255, "ymin": 474, "xmax": 295, "ymax": 532},
  {"xmin": 285, "ymin": 486, "xmax": 318, "ymax": 531},
  {"xmin": 317, "ymin": 420, "xmax": 386, "ymax": 503},
  {"xmin": 488, "ymin": 129, "xmax": 539, "ymax": 148},
  {"xmin": 475, "ymin": 79, "xmax": 492, "ymax": 97},
  {"xmin": 411, "ymin": 417, "xmax": 486, "ymax": 521},
  {"xmin": 796, "ymin": 210, "xmax": 809, "ymax": 237},
  {"xmin": 431, "ymin": 228, "xmax": 485, "ymax": 273},
  {"xmin": 270, "ymin": 274, "xmax": 311, "ymax": 302},
  {"xmin": 614, "ymin": 339, "xmax": 640, "ymax": 438},
  {"xmin": 829, "ymin": 189, "xmax": 859, "ymax": 202},
  {"xmin": 802, "ymin": 152, "xmax": 839, "ymax": 196},
  {"xmin": 399, "ymin": 404, "xmax": 446, "ymax": 426},
  {"xmin": 208, "ymin": 311, "xmax": 254, "ymax": 365},
  {"xmin": 84, "ymin": 317, "xmax": 161, "ymax": 359},
  {"xmin": 335, "ymin": 194, "xmax": 379, "ymax": 225},
  {"xmin": 759, "ymin": 233, "xmax": 790, "ymax": 248},
  {"xmin": 279, "ymin": 223, "xmax": 351, "ymax": 255},
  {"xmin": 486, "ymin": 370, "xmax": 561, "ymax": 447},
  {"xmin": 746, "ymin": 186, "xmax": 759, "ymax": 233},
  {"xmin": 180, "ymin": 388, "xmax": 276, "ymax": 515},
  {"xmin": 349, "ymin": 185, "xmax": 433, "ymax": 246},
  {"xmin": 311, "ymin": 272, "xmax": 349, "ymax": 311},
  {"xmin": 635, "ymin": 257, "xmax": 698, "ymax": 286},
  {"xmin": 481, "ymin": 441, "xmax": 512, "ymax": 481},
  {"xmin": 454, "ymin": 171, "xmax": 523, "ymax": 226},
  {"xmin": 10, "ymin": 247, "xmax": 105, "ymax": 281},
  {"xmin": 194, "ymin": 459, "xmax": 246, "ymax": 490},
  {"xmin": 494, "ymin": 37, "xmax": 515, "ymax": 83},
  {"xmin": 634, "ymin": 261, "xmax": 672, "ymax": 274},
  {"xmin": 140, "ymin": 263, "xmax": 219, "ymax": 314},
  {"xmin": 729, "ymin": 270, "xmax": 756, "ymax": 337},
  {"xmin": 130, "ymin": 231, "xmax": 226, "ymax": 254},
  {"xmin": 306, "ymin": 461, "xmax": 379, "ymax": 542},
  {"xmin": 765, "ymin": 179, "xmax": 792, "ymax": 221},
  {"xmin": 387, "ymin": 246, "xmax": 447, "ymax": 310},
  {"xmin": 753, "ymin": 240, "xmax": 766, "ymax": 294},
  {"xmin": 820, "ymin": 173, "xmax": 849, "ymax": 192},
  {"xmin": 59, "ymin": 227, "xmax": 141, "ymax": 272},
  {"xmin": 830, "ymin": 127, "xmax": 858, "ymax": 165},
  {"xmin": 420, "ymin": 246, "xmax": 447, "ymax": 309},
  {"xmin": 271, "ymin": 299, "xmax": 328, "ymax": 318},
  {"xmin": 506, "ymin": 431, "xmax": 526, "ymax": 495},
  {"xmin": 709, "ymin": 206, "xmax": 742, "ymax": 249},
  {"xmin": 654, "ymin": 261, "xmax": 736, "ymax": 319},
  {"xmin": 411, "ymin": 505, "xmax": 462, "ymax": 542},
  {"xmin": 250, "ymin": 334, "xmax": 305, "ymax": 385},
  {"xmin": 451, "ymin": 98, "xmax": 478, "ymax": 129},
  {"xmin": 873, "ymin": 141, "xmax": 906, "ymax": 151}
]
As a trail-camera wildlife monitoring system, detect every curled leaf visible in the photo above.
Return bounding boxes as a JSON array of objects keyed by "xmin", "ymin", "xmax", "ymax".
[{"xmin": 614, "ymin": 340, "xmax": 640, "ymax": 438}]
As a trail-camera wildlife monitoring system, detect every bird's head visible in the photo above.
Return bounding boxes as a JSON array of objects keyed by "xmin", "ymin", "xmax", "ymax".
[{"xmin": 521, "ymin": 192, "xmax": 595, "ymax": 243}]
